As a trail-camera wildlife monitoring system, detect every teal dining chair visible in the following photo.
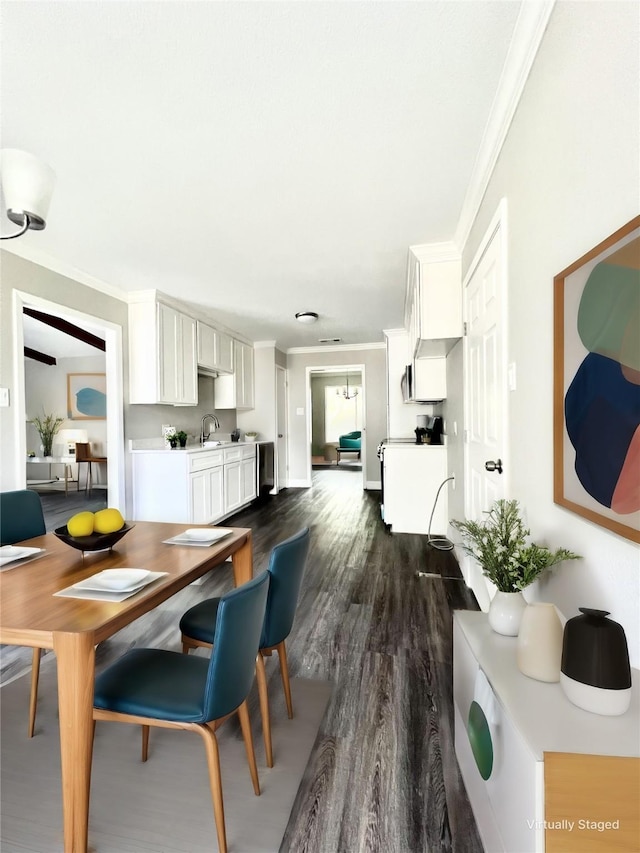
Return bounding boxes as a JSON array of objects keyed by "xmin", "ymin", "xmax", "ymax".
[
  {"xmin": 0, "ymin": 489, "xmax": 47, "ymax": 738},
  {"xmin": 180, "ymin": 527, "xmax": 310, "ymax": 768},
  {"xmin": 92, "ymin": 570, "xmax": 270, "ymax": 853}
]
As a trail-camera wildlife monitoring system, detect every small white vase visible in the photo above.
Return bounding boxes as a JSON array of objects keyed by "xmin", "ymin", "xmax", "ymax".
[
  {"xmin": 517, "ymin": 602, "xmax": 563, "ymax": 682},
  {"xmin": 488, "ymin": 591, "xmax": 527, "ymax": 636}
]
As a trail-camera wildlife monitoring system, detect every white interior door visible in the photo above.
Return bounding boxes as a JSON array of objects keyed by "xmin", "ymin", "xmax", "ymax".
[
  {"xmin": 275, "ymin": 365, "xmax": 287, "ymax": 492},
  {"xmin": 463, "ymin": 202, "xmax": 509, "ymax": 610}
]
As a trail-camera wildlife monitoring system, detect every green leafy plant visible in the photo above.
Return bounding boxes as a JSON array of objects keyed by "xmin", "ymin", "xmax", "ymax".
[
  {"xmin": 451, "ymin": 499, "xmax": 580, "ymax": 592},
  {"xmin": 175, "ymin": 431, "xmax": 188, "ymax": 443},
  {"xmin": 29, "ymin": 411, "xmax": 64, "ymax": 456}
]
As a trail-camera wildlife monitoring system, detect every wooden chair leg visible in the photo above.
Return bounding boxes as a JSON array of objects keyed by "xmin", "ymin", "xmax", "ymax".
[
  {"xmin": 28, "ymin": 647, "xmax": 42, "ymax": 737},
  {"xmin": 237, "ymin": 700, "xmax": 260, "ymax": 796},
  {"xmin": 255, "ymin": 652, "xmax": 273, "ymax": 768},
  {"xmin": 141, "ymin": 725, "xmax": 150, "ymax": 761},
  {"xmin": 277, "ymin": 640, "xmax": 294, "ymax": 719},
  {"xmin": 197, "ymin": 725, "xmax": 227, "ymax": 853}
]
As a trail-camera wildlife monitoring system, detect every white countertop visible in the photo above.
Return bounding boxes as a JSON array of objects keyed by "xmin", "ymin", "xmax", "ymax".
[{"xmin": 130, "ymin": 441, "xmax": 256, "ymax": 454}]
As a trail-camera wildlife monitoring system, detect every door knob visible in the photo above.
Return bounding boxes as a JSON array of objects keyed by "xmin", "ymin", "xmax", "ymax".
[{"xmin": 485, "ymin": 459, "xmax": 503, "ymax": 474}]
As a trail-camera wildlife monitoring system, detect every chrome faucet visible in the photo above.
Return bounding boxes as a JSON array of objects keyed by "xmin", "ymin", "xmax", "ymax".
[{"xmin": 201, "ymin": 414, "xmax": 220, "ymax": 445}]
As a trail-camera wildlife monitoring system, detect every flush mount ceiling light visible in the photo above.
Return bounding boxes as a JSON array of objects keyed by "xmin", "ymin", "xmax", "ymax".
[
  {"xmin": 0, "ymin": 149, "xmax": 56, "ymax": 240},
  {"xmin": 295, "ymin": 311, "xmax": 319, "ymax": 324}
]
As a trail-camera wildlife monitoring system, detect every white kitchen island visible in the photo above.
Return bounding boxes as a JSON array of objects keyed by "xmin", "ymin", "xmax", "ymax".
[{"xmin": 381, "ymin": 442, "xmax": 449, "ymax": 535}]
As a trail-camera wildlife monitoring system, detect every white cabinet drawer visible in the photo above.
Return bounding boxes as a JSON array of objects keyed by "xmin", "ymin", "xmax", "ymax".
[
  {"xmin": 189, "ymin": 450, "xmax": 224, "ymax": 472},
  {"xmin": 223, "ymin": 446, "xmax": 243, "ymax": 463},
  {"xmin": 241, "ymin": 444, "xmax": 256, "ymax": 459}
]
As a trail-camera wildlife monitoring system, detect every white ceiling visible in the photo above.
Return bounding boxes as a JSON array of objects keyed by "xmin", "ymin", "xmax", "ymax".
[{"xmin": 2, "ymin": 1, "xmax": 522, "ymax": 351}]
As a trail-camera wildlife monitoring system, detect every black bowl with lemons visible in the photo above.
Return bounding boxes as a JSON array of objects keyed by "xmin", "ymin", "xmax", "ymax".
[{"xmin": 55, "ymin": 508, "xmax": 133, "ymax": 553}]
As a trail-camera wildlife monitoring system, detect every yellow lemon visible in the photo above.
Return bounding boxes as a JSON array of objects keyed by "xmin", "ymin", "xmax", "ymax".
[
  {"xmin": 93, "ymin": 508, "xmax": 125, "ymax": 535},
  {"xmin": 67, "ymin": 511, "xmax": 95, "ymax": 538}
]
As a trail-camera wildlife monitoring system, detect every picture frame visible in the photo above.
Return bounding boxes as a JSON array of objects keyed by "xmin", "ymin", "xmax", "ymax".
[
  {"xmin": 553, "ymin": 215, "xmax": 640, "ymax": 543},
  {"xmin": 67, "ymin": 373, "xmax": 107, "ymax": 420}
]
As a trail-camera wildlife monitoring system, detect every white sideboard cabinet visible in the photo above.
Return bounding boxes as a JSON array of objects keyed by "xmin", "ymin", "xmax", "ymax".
[
  {"xmin": 453, "ymin": 611, "xmax": 639, "ymax": 853},
  {"xmin": 129, "ymin": 293, "xmax": 198, "ymax": 405}
]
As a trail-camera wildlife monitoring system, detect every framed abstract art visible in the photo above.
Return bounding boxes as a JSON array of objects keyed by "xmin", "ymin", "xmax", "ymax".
[
  {"xmin": 67, "ymin": 373, "xmax": 107, "ymax": 420},
  {"xmin": 553, "ymin": 215, "xmax": 640, "ymax": 543}
]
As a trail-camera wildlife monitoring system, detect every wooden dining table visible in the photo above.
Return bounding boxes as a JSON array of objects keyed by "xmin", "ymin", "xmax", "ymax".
[{"xmin": 0, "ymin": 521, "xmax": 253, "ymax": 853}]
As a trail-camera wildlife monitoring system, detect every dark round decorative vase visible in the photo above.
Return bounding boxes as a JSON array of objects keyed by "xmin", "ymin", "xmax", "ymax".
[{"xmin": 560, "ymin": 607, "xmax": 631, "ymax": 716}]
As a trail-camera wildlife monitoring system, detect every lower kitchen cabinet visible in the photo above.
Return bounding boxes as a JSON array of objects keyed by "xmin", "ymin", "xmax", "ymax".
[
  {"xmin": 131, "ymin": 444, "xmax": 257, "ymax": 524},
  {"xmin": 453, "ymin": 611, "xmax": 639, "ymax": 852}
]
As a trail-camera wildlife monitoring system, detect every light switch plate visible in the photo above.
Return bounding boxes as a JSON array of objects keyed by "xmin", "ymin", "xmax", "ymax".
[{"xmin": 296, "ymin": 407, "xmax": 304, "ymax": 416}]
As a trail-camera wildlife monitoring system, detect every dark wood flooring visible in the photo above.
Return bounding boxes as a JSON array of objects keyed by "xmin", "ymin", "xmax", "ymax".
[
  {"xmin": 234, "ymin": 468, "xmax": 482, "ymax": 853},
  {"xmin": 5, "ymin": 469, "xmax": 482, "ymax": 852}
]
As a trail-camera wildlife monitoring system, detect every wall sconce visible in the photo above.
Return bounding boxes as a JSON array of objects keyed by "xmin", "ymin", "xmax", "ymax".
[{"xmin": 0, "ymin": 149, "xmax": 56, "ymax": 240}]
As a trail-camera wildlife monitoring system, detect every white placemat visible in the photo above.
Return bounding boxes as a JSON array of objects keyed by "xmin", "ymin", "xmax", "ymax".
[
  {"xmin": 0, "ymin": 547, "xmax": 46, "ymax": 571},
  {"xmin": 54, "ymin": 571, "xmax": 168, "ymax": 602}
]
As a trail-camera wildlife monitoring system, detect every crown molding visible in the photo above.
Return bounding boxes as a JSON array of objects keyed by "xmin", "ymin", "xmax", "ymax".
[
  {"xmin": 383, "ymin": 328, "xmax": 407, "ymax": 339},
  {"xmin": 253, "ymin": 340, "xmax": 277, "ymax": 349},
  {"xmin": 408, "ymin": 240, "xmax": 460, "ymax": 264},
  {"xmin": 454, "ymin": 0, "xmax": 556, "ymax": 251},
  {"xmin": 287, "ymin": 341, "xmax": 385, "ymax": 355}
]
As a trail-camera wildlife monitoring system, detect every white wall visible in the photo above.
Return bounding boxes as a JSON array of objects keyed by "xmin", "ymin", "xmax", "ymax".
[{"xmin": 451, "ymin": 2, "xmax": 640, "ymax": 664}]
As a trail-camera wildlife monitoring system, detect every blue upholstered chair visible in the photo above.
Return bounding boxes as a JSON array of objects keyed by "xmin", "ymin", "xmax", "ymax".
[
  {"xmin": 92, "ymin": 571, "xmax": 270, "ymax": 853},
  {"xmin": 180, "ymin": 527, "xmax": 310, "ymax": 768},
  {"xmin": 0, "ymin": 489, "xmax": 47, "ymax": 738}
]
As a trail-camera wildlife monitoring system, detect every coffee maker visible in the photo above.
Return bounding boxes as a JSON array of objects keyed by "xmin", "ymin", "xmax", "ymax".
[
  {"xmin": 415, "ymin": 415, "xmax": 444, "ymax": 445},
  {"xmin": 415, "ymin": 415, "xmax": 428, "ymax": 444}
]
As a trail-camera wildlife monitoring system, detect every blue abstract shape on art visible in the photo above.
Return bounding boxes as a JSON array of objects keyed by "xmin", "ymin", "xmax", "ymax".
[
  {"xmin": 565, "ymin": 353, "xmax": 640, "ymax": 507},
  {"xmin": 75, "ymin": 387, "xmax": 106, "ymax": 418}
]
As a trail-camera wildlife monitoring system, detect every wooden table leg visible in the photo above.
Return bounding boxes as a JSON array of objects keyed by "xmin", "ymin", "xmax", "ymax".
[
  {"xmin": 53, "ymin": 631, "xmax": 96, "ymax": 853},
  {"xmin": 231, "ymin": 532, "xmax": 253, "ymax": 586}
]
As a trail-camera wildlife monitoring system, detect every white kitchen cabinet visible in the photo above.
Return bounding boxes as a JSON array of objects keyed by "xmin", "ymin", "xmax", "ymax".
[
  {"xmin": 222, "ymin": 444, "xmax": 256, "ymax": 511},
  {"xmin": 132, "ymin": 448, "xmax": 224, "ymax": 523},
  {"xmin": 405, "ymin": 245, "xmax": 462, "ymax": 359},
  {"xmin": 413, "ymin": 357, "xmax": 447, "ymax": 402},
  {"xmin": 196, "ymin": 321, "xmax": 234, "ymax": 375},
  {"xmin": 214, "ymin": 340, "xmax": 255, "ymax": 410},
  {"xmin": 129, "ymin": 294, "xmax": 197, "ymax": 405},
  {"xmin": 132, "ymin": 443, "xmax": 258, "ymax": 523},
  {"xmin": 454, "ymin": 611, "xmax": 640, "ymax": 853},
  {"xmin": 381, "ymin": 444, "xmax": 448, "ymax": 534}
]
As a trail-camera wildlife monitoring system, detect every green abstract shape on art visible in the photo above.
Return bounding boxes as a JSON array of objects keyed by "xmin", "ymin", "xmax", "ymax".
[
  {"xmin": 577, "ymin": 259, "xmax": 640, "ymax": 372},
  {"xmin": 467, "ymin": 700, "xmax": 493, "ymax": 780}
]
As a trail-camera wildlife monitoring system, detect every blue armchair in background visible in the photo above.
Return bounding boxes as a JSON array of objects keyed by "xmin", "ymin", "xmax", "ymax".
[{"xmin": 336, "ymin": 430, "xmax": 361, "ymax": 463}]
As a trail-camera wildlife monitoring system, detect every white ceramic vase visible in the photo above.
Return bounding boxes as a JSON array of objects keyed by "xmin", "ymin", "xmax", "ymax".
[
  {"xmin": 488, "ymin": 591, "xmax": 527, "ymax": 636},
  {"xmin": 516, "ymin": 602, "xmax": 563, "ymax": 682}
]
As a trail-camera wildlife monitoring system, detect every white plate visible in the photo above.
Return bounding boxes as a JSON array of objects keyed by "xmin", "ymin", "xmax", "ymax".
[
  {"xmin": 73, "ymin": 568, "xmax": 151, "ymax": 592},
  {"xmin": 168, "ymin": 528, "xmax": 234, "ymax": 545},
  {"xmin": 0, "ymin": 546, "xmax": 44, "ymax": 566},
  {"xmin": 184, "ymin": 528, "xmax": 222, "ymax": 541}
]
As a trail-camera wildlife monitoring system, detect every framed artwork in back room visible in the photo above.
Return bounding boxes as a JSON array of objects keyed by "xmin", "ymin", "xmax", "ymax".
[
  {"xmin": 67, "ymin": 373, "xmax": 107, "ymax": 420},
  {"xmin": 553, "ymin": 215, "xmax": 640, "ymax": 543}
]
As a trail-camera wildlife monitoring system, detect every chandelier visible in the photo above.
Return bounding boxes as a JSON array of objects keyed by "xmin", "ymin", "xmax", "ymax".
[{"xmin": 336, "ymin": 372, "xmax": 359, "ymax": 400}]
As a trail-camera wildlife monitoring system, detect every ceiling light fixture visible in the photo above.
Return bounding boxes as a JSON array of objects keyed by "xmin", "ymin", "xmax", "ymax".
[
  {"xmin": 336, "ymin": 371, "xmax": 359, "ymax": 400},
  {"xmin": 295, "ymin": 311, "xmax": 319, "ymax": 324},
  {"xmin": 0, "ymin": 149, "xmax": 56, "ymax": 240}
]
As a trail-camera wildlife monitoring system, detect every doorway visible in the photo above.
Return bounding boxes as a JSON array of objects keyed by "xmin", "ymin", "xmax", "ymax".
[
  {"xmin": 12, "ymin": 290, "xmax": 126, "ymax": 513},
  {"xmin": 305, "ymin": 364, "xmax": 366, "ymax": 489},
  {"xmin": 462, "ymin": 199, "xmax": 509, "ymax": 609}
]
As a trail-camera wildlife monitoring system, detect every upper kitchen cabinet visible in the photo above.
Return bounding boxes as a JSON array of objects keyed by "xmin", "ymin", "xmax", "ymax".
[
  {"xmin": 406, "ymin": 243, "xmax": 462, "ymax": 359},
  {"xmin": 214, "ymin": 339, "xmax": 255, "ymax": 410},
  {"xmin": 129, "ymin": 292, "xmax": 198, "ymax": 405},
  {"xmin": 196, "ymin": 321, "xmax": 234, "ymax": 375}
]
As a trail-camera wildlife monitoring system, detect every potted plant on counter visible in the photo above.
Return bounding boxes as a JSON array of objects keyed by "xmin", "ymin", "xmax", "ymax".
[
  {"xmin": 176, "ymin": 430, "xmax": 188, "ymax": 448},
  {"xmin": 451, "ymin": 499, "xmax": 580, "ymax": 636},
  {"xmin": 167, "ymin": 433, "xmax": 179, "ymax": 449}
]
